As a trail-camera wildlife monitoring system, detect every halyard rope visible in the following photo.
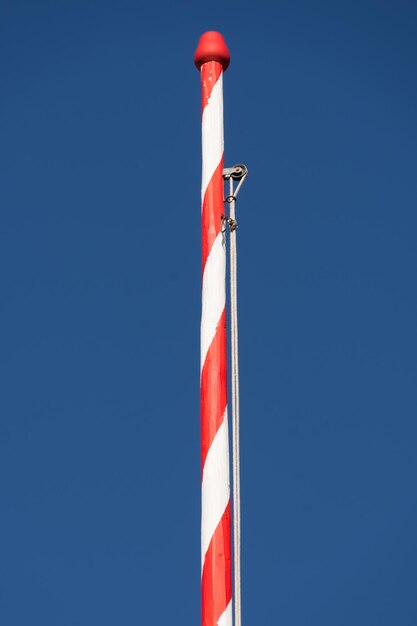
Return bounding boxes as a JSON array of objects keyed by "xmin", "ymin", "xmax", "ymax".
[{"xmin": 228, "ymin": 177, "xmax": 242, "ymax": 626}]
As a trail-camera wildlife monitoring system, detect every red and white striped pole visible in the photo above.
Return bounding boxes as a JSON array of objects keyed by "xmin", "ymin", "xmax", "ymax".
[{"xmin": 195, "ymin": 32, "xmax": 232, "ymax": 626}]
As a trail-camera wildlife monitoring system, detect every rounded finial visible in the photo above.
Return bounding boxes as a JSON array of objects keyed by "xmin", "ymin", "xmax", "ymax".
[{"xmin": 194, "ymin": 31, "xmax": 230, "ymax": 71}]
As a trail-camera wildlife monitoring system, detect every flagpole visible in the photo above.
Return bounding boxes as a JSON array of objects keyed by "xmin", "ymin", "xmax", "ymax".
[{"xmin": 195, "ymin": 31, "xmax": 232, "ymax": 626}]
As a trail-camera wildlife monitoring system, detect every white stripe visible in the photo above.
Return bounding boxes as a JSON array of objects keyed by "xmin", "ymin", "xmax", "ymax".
[
  {"xmin": 200, "ymin": 231, "xmax": 226, "ymax": 372},
  {"xmin": 201, "ymin": 73, "xmax": 224, "ymax": 205},
  {"xmin": 201, "ymin": 414, "xmax": 230, "ymax": 571},
  {"xmin": 217, "ymin": 600, "xmax": 233, "ymax": 626}
]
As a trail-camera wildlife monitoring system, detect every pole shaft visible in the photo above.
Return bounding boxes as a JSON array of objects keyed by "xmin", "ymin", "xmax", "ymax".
[{"xmin": 200, "ymin": 60, "xmax": 232, "ymax": 626}]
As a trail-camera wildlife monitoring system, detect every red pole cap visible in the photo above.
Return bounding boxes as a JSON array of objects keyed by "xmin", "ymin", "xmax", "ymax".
[{"xmin": 194, "ymin": 31, "xmax": 230, "ymax": 71}]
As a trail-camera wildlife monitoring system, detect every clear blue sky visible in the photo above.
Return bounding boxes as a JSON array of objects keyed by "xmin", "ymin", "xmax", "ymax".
[{"xmin": 1, "ymin": 1, "xmax": 417, "ymax": 624}]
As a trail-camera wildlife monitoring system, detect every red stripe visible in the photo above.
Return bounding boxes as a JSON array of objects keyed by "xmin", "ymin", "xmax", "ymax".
[
  {"xmin": 201, "ymin": 157, "xmax": 224, "ymax": 274},
  {"xmin": 201, "ymin": 502, "xmax": 232, "ymax": 626},
  {"xmin": 200, "ymin": 57, "xmax": 230, "ymax": 626},
  {"xmin": 201, "ymin": 61, "xmax": 223, "ymax": 112},
  {"xmin": 200, "ymin": 308, "xmax": 227, "ymax": 471}
]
